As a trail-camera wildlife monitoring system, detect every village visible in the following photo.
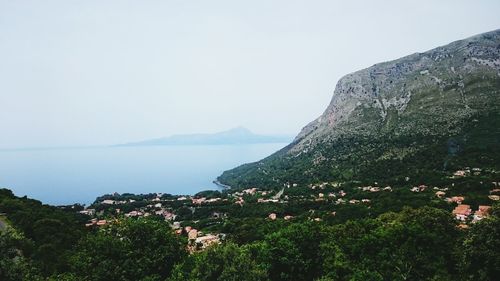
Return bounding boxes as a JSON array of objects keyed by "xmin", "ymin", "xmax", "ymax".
[{"xmin": 78, "ymin": 167, "xmax": 499, "ymax": 251}]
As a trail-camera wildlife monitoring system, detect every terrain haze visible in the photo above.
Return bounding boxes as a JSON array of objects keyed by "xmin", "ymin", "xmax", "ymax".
[
  {"xmin": 117, "ymin": 127, "xmax": 293, "ymax": 146},
  {"xmin": 1, "ymin": 0, "xmax": 500, "ymax": 149}
]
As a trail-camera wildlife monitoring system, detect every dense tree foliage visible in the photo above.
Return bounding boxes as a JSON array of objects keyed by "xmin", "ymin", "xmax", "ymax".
[
  {"xmin": 460, "ymin": 205, "xmax": 500, "ymax": 281},
  {"xmin": 319, "ymin": 207, "xmax": 460, "ymax": 280},
  {"xmin": 0, "ymin": 227, "xmax": 40, "ymax": 281},
  {"xmin": 260, "ymin": 222, "xmax": 324, "ymax": 281},
  {"xmin": 219, "ymin": 112, "xmax": 500, "ymax": 191},
  {"xmin": 168, "ymin": 243, "xmax": 267, "ymax": 281},
  {"xmin": 70, "ymin": 219, "xmax": 186, "ymax": 281},
  {"xmin": 0, "ymin": 188, "xmax": 86, "ymax": 276},
  {"xmin": 165, "ymin": 206, "xmax": 500, "ymax": 281},
  {"xmin": 1, "ymin": 187, "xmax": 499, "ymax": 281}
]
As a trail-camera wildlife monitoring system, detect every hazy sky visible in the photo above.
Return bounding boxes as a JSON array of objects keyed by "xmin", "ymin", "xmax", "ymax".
[{"xmin": 1, "ymin": 0, "xmax": 499, "ymax": 148}]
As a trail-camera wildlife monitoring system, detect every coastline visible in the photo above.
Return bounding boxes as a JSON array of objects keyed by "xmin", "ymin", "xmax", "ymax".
[{"xmin": 213, "ymin": 180, "xmax": 231, "ymax": 189}]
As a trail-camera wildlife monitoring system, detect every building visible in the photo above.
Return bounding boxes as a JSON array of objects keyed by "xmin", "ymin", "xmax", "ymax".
[
  {"xmin": 171, "ymin": 221, "xmax": 181, "ymax": 230},
  {"xmin": 188, "ymin": 229, "xmax": 198, "ymax": 240},
  {"xmin": 79, "ymin": 209, "xmax": 96, "ymax": 216},
  {"xmin": 452, "ymin": 204, "xmax": 472, "ymax": 221},
  {"xmin": 411, "ymin": 185, "xmax": 427, "ymax": 193},
  {"xmin": 435, "ymin": 191, "xmax": 446, "ymax": 198},
  {"xmin": 194, "ymin": 235, "xmax": 220, "ymax": 250},
  {"xmin": 125, "ymin": 210, "xmax": 143, "ymax": 217},
  {"xmin": 243, "ymin": 188, "xmax": 257, "ymax": 195},
  {"xmin": 192, "ymin": 197, "xmax": 206, "ymax": 205},
  {"xmin": 489, "ymin": 195, "xmax": 500, "ymax": 201},
  {"xmin": 447, "ymin": 196, "xmax": 465, "ymax": 204},
  {"xmin": 473, "ymin": 205, "xmax": 491, "ymax": 222},
  {"xmin": 163, "ymin": 211, "xmax": 176, "ymax": 221}
]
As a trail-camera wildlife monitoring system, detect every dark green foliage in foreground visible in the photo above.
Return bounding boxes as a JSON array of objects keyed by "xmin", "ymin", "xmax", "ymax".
[
  {"xmin": 0, "ymin": 227, "xmax": 40, "ymax": 281},
  {"xmin": 460, "ymin": 206, "xmax": 500, "ymax": 281},
  {"xmin": 170, "ymin": 206, "xmax": 500, "ymax": 281},
  {"xmin": 70, "ymin": 219, "xmax": 186, "ymax": 281},
  {"xmin": 261, "ymin": 222, "xmax": 324, "ymax": 281},
  {"xmin": 319, "ymin": 207, "xmax": 460, "ymax": 281},
  {"xmin": 1, "ymin": 187, "xmax": 500, "ymax": 281},
  {"xmin": 0, "ymin": 188, "xmax": 87, "ymax": 276},
  {"xmin": 169, "ymin": 242, "xmax": 267, "ymax": 281}
]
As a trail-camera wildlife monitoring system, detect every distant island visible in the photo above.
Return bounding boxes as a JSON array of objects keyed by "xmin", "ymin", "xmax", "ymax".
[{"xmin": 116, "ymin": 127, "xmax": 293, "ymax": 146}]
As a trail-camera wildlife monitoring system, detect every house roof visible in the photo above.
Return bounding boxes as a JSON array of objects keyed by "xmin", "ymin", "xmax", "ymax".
[
  {"xmin": 452, "ymin": 204, "xmax": 471, "ymax": 215},
  {"xmin": 475, "ymin": 205, "xmax": 491, "ymax": 217}
]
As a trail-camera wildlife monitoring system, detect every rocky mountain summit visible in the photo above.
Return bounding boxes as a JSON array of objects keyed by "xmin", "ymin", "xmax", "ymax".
[{"xmin": 219, "ymin": 29, "xmax": 500, "ymax": 188}]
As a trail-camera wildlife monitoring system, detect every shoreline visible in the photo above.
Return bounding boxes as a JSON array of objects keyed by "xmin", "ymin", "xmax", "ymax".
[{"xmin": 213, "ymin": 180, "xmax": 231, "ymax": 189}]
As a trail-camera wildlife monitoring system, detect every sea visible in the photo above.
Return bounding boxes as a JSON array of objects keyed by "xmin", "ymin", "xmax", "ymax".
[{"xmin": 0, "ymin": 143, "xmax": 286, "ymax": 206}]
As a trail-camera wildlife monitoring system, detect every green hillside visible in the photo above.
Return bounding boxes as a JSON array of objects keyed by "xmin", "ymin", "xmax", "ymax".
[{"xmin": 218, "ymin": 29, "xmax": 500, "ymax": 190}]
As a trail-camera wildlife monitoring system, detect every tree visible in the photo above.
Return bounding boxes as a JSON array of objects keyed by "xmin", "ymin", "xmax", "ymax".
[
  {"xmin": 318, "ymin": 207, "xmax": 459, "ymax": 281},
  {"xmin": 0, "ymin": 188, "xmax": 87, "ymax": 276},
  {"xmin": 460, "ymin": 206, "xmax": 500, "ymax": 281},
  {"xmin": 70, "ymin": 218, "xmax": 186, "ymax": 281},
  {"xmin": 168, "ymin": 242, "xmax": 268, "ymax": 281},
  {"xmin": 373, "ymin": 207, "xmax": 459, "ymax": 280},
  {"xmin": 260, "ymin": 222, "xmax": 324, "ymax": 281},
  {"xmin": 0, "ymin": 227, "xmax": 41, "ymax": 281}
]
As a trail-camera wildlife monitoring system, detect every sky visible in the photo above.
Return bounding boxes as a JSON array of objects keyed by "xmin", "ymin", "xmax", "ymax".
[{"xmin": 1, "ymin": 0, "xmax": 499, "ymax": 149}]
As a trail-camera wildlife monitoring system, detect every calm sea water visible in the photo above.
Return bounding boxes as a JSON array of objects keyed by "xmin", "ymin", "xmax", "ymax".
[{"xmin": 0, "ymin": 144, "xmax": 286, "ymax": 205}]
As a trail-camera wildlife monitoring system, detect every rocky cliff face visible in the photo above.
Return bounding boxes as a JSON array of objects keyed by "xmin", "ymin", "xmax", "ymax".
[
  {"xmin": 219, "ymin": 29, "xmax": 500, "ymax": 188},
  {"xmin": 293, "ymin": 29, "xmax": 500, "ymax": 152}
]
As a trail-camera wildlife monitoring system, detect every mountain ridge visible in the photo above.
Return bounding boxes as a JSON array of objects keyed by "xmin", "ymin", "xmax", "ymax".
[
  {"xmin": 116, "ymin": 127, "xmax": 293, "ymax": 146},
  {"xmin": 218, "ymin": 29, "xmax": 500, "ymax": 188}
]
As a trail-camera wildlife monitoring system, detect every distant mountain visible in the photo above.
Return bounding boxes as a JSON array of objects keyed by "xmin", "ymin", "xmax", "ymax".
[
  {"xmin": 117, "ymin": 127, "xmax": 293, "ymax": 146},
  {"xmin": 219, "ymin": 29, "xmax": 500, "ymax": 188}
]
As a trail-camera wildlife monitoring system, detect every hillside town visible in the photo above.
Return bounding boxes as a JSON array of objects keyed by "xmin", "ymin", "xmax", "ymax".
[{"xmin": 75, "ymin": 168, "xmax": 498, "ymax": 251}]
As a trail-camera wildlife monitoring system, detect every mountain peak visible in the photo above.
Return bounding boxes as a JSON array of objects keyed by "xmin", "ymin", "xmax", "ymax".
[
  {"xmin": 224, "ymin": 127, "xmax": 253, "ymax": 134},
  {"xmin": 118, "ymin": 127, "xmax": 292, "ymax": 146}
]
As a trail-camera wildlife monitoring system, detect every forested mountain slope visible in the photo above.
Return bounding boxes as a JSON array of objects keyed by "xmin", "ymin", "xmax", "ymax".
[{"xmin": 219, "ymin": 29, "xmax": 500, "ymax": 188}]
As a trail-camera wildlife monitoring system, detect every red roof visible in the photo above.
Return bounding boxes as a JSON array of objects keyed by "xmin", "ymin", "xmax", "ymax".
[
  {"xmin": 453, "ymin": 204, "xmax": 471, "ymax": 216},
  {"xmin": 475, "ymin": 205, "xmax": 491, "ymax": 217}
]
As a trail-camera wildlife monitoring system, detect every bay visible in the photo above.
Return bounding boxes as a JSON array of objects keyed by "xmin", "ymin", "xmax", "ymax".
[{"xmin": 0, "ymin": 143, "xmax": 286, "ymax": 205}]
